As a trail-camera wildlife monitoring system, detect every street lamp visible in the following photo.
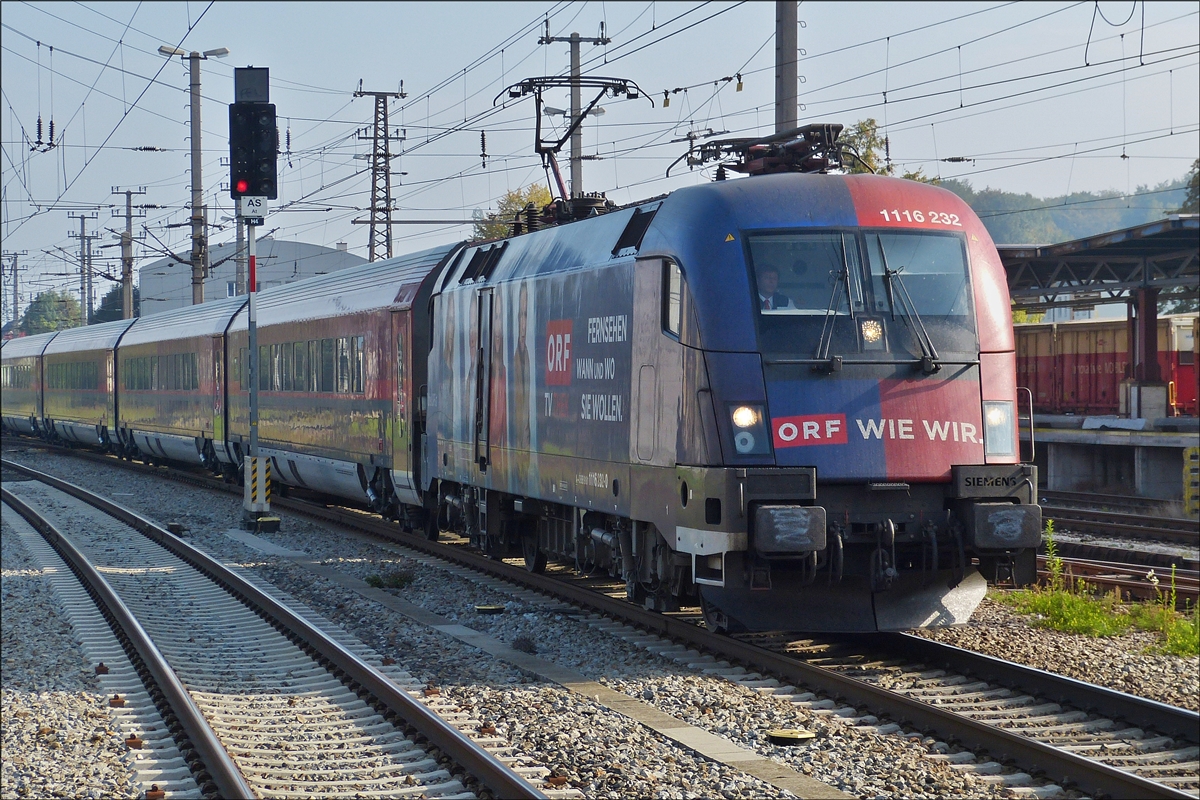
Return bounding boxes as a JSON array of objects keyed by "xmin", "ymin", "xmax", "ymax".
[
  {"xmin": 543, "ymin": 105, "xmax": 605, "ymax": 117},
  {"xmin": 159, "ymin": 44, "xmax": 229, "ymax": 305}
]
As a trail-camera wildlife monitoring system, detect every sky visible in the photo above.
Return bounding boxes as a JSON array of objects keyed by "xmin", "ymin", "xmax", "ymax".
[{"xmin": 2, "ymin": 1, "xmax": 1198, "ymax": 323}]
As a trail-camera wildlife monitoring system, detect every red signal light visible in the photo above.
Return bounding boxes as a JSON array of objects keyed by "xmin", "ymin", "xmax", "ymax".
[{"xmin": 235, "ymin": 179, "xmax": 250, "ymax": 194}]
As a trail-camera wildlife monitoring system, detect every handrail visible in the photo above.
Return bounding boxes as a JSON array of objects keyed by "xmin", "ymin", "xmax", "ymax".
[{"xmin": 1018, "ymin": 385, "xmax": 1035, "ymax": 463}]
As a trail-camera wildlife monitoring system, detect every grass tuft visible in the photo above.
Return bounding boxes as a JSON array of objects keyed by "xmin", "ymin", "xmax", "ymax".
[
  {"xmin": 997, "ymin": 586, "xmax": 1130, "ymax": 636},
  {"xmin": 995, "ymin": 521, "xmax": 1199, "ymax": 654}
]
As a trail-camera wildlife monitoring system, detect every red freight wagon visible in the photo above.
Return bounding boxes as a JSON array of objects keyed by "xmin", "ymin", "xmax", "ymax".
[{"xmin": 1015, "ymin": 314, "xmax": 1198, "ymax": 417}]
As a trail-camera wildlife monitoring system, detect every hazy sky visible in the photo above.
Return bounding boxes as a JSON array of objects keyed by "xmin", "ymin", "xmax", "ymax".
[{"xmin": 2, "ymin": 1, "xmax": 1197, "ymax": 318}]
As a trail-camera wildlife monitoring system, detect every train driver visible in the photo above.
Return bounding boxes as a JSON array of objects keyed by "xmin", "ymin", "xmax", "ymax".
[{"xmin": 756, "ymin": 266, "xmax": 796, "ymax": 312}]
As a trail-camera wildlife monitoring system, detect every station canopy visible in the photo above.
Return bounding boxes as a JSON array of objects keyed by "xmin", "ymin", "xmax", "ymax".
[{"xmin": 999, "ymin": 214, "xmax": 1198, "ymax": 312}]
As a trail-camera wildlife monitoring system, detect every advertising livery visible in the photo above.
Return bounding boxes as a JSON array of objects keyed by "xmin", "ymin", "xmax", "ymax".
[
  {"xmin": 2, "ymin": 160, "xmax": 1041, "ymax": 633},
  {"xmin": 424, "ymin": 170, "xmax": 1040, "ymax": 632}
]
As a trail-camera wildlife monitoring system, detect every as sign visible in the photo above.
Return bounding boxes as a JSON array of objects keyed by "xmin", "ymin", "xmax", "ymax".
[{"xmin": 239, "ymin": 196, "xmax": 267, "ymax": 218}]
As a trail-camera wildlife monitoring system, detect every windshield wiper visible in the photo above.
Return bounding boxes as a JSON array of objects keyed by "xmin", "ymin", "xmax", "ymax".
[
  {"xmin": 877, "ymin": 239, "xmax": 941, "ymax": 374},
  {"xmin": 813, "ymin": 238, "xmax": 856, "ymax": 372}
]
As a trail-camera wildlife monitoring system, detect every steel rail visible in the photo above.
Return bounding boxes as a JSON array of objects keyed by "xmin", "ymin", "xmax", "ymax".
[
  {"xmin": 2, "ymin": 444, "xmax": 1191, "ymax": 799},
  {"xmin": 1052, "ymin": 540, "xmax": 1199, "ymax": 572},
  {"xmin": 876, "ymin": 633, "xmax": 1200, "ymax": 744},
  {"xmin": 0, "ymin": 459, "xmax": 546, "ymax": 800},
  {"xmin": 260, "ymin": 502, "xmax": 1193, "ymax": 800},
  {"xmin": 1041, "ymin": 490, "xmax": 1193, "ymax": 516},
  {"xmin": 1034, "ymin": 555, "xmax": 1199, "ymax": 607},
  {"xmin": 0, "ymin": 487, "xmax": 254, "ymax": 800},
  {"xmin": 1042, "ymin": 505, "xmax": 1199, "ymax": 544}
]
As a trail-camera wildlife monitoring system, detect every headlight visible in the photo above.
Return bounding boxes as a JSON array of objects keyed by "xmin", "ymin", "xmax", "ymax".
[
  {"xmin": 982, "ymin": 401, "xmax": 1015, "ymax": 457},
  {"xmin": 732, "ymin": 406, "xmax": 759, "ymax": 428},
  {"xmin": 729, "ymin": 404, "xmax": 770, "ymax": 454},
  {"xmin": 860, "ymin": 318, "xmax": 883, "ymax": 343}
]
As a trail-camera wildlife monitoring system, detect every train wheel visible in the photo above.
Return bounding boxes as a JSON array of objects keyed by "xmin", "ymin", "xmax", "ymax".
[
  {"xmin": 699, "ymin": 592, "xmax": 744, "ymax": 636},
  {"xmin": 522, "ymin": 528, "xmax": 546, "ymax": 574}
]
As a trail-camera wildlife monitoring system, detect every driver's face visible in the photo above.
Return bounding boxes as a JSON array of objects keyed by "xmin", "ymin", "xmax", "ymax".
[{"xmin": 759, "ymin": 270, "xmax": 779, "ymax": 295}]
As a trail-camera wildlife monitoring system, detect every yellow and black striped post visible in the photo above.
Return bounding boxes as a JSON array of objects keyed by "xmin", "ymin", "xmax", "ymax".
[
  {"xmin": 242, "ymin": 456, "xmax": 279, "ymax": 531},
  {"xmin": 1185, "ymin": 446, "xmax": 1199, "ymax": 518}
]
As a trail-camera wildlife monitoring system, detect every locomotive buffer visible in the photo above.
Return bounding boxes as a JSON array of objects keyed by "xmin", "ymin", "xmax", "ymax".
[{"xmin": 231, "ymin": 67, "xmax": 279, "ymax": 533}]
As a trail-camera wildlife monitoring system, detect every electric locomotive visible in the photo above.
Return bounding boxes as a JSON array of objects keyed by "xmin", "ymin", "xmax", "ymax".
[
  {"xmin": 425, "ymin": 127, "xmax": 1040, "ymax": 632},
  {"xmin": 2, "ymin": 124, "xmax": 1041, "ymax": 633}
]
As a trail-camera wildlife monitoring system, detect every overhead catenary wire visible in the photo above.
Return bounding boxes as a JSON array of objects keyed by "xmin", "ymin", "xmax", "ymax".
[
  {"xmin": 3, "ymin": 2, "xmax": 1196, "ymax": 298},
  {"xmin": 3, "ymin": 1, "xmax": 217, "ymax": 237}
]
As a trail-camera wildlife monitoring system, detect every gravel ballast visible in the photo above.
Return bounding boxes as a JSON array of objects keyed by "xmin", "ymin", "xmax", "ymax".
[
  {"xmin": 914, "ymin": 596, "xmax": 1200, "ymax": 711},
  {"xmin": 1, "ymin": 509, "xmax": 142, "ymax": 800},
  {"xmin": 8, "ymin": 449, "xmax": 1195, "ymax": 797}
]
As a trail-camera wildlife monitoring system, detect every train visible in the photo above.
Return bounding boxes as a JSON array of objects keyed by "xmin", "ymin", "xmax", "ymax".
[
  {"xmin": 1016, "ymin": 314, "xmax": 1198, "ymax": 417},
  {"xmin": 3, "ymin": 144, "xmax": 1041, "ymax": 633}
]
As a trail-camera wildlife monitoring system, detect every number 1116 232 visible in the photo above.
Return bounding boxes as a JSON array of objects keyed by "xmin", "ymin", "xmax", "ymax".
[{"xmin": 879, "ymin": 209, "xmax": 961, "ymax": 226}]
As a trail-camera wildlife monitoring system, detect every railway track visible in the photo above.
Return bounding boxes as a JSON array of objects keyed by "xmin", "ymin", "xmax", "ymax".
[
  {"xmin": 270, "ymin": 499, "xmax": 1200, "ymax": 800},
  {"xmin": 1041, "ymin": 490, "xmax": 1193, "ymax": 517},
  {"xmin": 1041, "ymin": 505, "xmax": 1198, "ymax": 545},
  {"xmin": 5, "ymin": 442, "xmax": 1198, "ymax": 799},
  {"xmin": 748, "ymin": 632, "xmax": 1200, "ymax": 794},
  {"xmin": 1, "ymin": 459, "xmax": 546, "ymax": 800},
  {"xmin": 1035, "ymin": 555, "xmax": 1200, "ymax": 608}
]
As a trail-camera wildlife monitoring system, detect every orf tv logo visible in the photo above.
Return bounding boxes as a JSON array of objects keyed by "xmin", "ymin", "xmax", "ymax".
[{"xmin": 546, "ymin": 320, "xmax": 572, "ymax": 386}]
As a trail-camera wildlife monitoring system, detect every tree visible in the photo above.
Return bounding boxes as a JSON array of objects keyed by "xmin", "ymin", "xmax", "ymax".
[
  {"xmin": 838, "ymin": 118, "xmax": 933, "ymax": 181},
  {"xmin": 1155, "ymin": 158, "xmax": 1196, "ymax": 313},
  {"xmin": 840, "ymin": 119, "xmax": 886, "ymax": 175},
  {"xmin": 471, "ymin": 184, "xmax": 553, "ymax": 241},
  {"xmin": 19, "ymin": 290, "xmax": 82, "ymax": 334},
  {"xmin": 91, "ymin": 283, "xmax": 140, "ymax": 324},
  {"xmin": 1175, "ymin": 157, "xmax": 1199, "ymax": 214}
]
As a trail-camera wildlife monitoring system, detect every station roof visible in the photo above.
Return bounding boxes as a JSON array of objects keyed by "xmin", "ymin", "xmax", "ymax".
[{"xmin": 999, "ymin": 215, "xmax": 1198, "ymax": 311}]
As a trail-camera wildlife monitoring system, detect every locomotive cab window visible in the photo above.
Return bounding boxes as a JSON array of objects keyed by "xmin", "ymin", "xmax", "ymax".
[
  {"xmin": 748, "ymin": 229, "xmax": 976, "ymax": 360},
  {"xmin": 663, "ymin": 260, "xmax": 683, "ymax": 338}
]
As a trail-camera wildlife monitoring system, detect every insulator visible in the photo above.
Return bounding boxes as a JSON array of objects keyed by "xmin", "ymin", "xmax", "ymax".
[
  {"xmin": 480, "ymin": 131, "xmax": 487, "ymax": 155},
  {"xmin": 48, "ymin": 119, "xmax": 55, "ymax": 144},
  {"xmin": 286, "ymin": 128, "xmax": 291, "ymax": 151},
  {"xmin": 36, "ymin": 116, "xmax": 43, "ymax": 143}
]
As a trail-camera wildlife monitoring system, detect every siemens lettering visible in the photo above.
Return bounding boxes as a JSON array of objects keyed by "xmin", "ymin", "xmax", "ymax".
[{"xmin": 588, "ymin": 315, "xmax": 629, "ymax": 344}]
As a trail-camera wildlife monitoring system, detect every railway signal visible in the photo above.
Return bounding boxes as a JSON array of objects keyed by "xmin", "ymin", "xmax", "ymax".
[
  {"xmin": 229, "ymin": 67, "xmax": 277, "ymax": 200},
  {"xmin": 232, "ymin": 66, "xmax": 279, "ymax": 533},
  {"xmin": 229, "ymin": 103, "xmax": 277, "ymax": 200}
]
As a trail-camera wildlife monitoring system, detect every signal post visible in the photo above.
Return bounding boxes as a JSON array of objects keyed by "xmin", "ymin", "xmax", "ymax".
[{"xmin": 231, "ymin": 67, "xmax": 280, "ymax": 533}]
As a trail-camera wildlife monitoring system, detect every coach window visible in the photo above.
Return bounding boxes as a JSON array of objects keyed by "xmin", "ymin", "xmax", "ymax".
[
  {"xmin": 293, "ymin": 341, "xmax": 307, "ymax": 391},
  {"xmin": 280, "ymin": 344, "xmax": 290, "ymax": 391},
  {"xmin": 336, "ymin": 337, "xmax": 350, "ymax": 393},
  {"xmin": 352, "ymin": 336, "xmax": 364, "ymax": 393},
  {"xmin": 663, "ymin": 260, "xmax": 683, "ymax": 339},
  {"xmin": 268, "ymin": 345, "xmax": 279, "ymax": 391},
  {"xmin": 320, "ymin": 339, "xmax": 335, "ymax": 393},
  {"xmin": 258, "ymin": 346, "xmax": 270, "ymax": 391},
  {"xmin": 308, "ymin": 340, "xmax": 320, "ymax": 391}
]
